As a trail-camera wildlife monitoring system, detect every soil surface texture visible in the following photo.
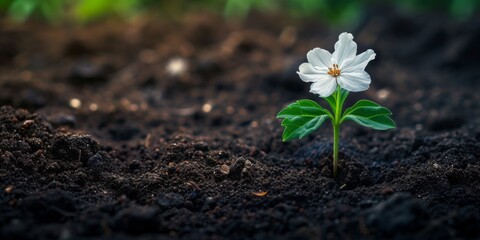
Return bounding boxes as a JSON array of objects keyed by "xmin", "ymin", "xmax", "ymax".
[{"xmin": 1, "ymin": 8, "xmax": 480, "ymax": 240}]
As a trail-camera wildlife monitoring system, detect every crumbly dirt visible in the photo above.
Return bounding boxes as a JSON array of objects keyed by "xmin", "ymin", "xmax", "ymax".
[{"xmin": 1, "ymin": 7, "xmax": 480, "ymax": 240}]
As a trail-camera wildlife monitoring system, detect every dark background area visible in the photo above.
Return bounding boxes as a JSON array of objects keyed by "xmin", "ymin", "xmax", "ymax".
[{"xmin": 1, "ymin": 1, "xmax": 479, "ymax": 239}]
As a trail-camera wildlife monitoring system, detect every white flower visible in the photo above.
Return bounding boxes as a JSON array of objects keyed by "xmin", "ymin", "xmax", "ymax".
[{"xmin": 297, "ymin": 32, "xmax": 376, "ymax": 97}]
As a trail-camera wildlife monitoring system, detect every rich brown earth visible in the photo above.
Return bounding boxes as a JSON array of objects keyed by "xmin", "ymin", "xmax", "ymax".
[{"xmin": 1, "ymin": 7, "xmax": 479, "ymax": 240}]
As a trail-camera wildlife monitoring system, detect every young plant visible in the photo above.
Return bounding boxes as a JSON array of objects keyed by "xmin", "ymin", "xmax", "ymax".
[{"xmin": 277, "ymin": 32, "xmax": 395, "ymax": 177}]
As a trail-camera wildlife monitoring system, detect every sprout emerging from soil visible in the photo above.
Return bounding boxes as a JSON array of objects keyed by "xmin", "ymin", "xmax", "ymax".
[{"xmin": 277, "ymin": 32, "xmax": 396, "ymax": 177}]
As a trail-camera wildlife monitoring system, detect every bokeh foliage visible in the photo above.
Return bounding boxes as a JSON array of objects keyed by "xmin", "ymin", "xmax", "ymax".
[{"xmin": 0, "ymin": 0, "xmax": 478, "ymax": 24}]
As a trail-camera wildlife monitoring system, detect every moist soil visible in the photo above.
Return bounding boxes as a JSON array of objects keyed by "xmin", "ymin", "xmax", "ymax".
[{"xmin": 1, "ymin": 8, "xmax": 480, "ymax": 240}]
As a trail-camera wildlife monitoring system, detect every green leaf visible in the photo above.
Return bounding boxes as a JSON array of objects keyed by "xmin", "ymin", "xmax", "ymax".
[
  {"xmin": 324, "ymin": 94, "xmax": 336, "ymax": 112},
  {"xmin": 277, "ymin": 99, "xmax": 332, "ymax": 141},
  {"xmin": 344, "ymin": 115, "xmax": 396, "ymax": 130},
  {"xmin": 337, "ymin": 88, "xmax": 349, "ymax": 105},
  {"xmin": 343, "ymin": 100, "xmax": 392, "ymax": 118},
  {"xmin": 280, "ymin": 115, "xmax": 330, "ymax": 141},
  {"xmin": 277, "ymin": 99, "xmax": 331, "ymax": 119},
  {"xmin": 342, "ymin": 99, "xmax": 396, "ymax": 130}
]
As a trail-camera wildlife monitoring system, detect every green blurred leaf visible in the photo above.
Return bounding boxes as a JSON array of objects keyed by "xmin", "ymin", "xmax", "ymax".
[
  {"xmin": 224, "ymin": 0, "xmax": 275, "ymax": 18},
  {"xmin": 74, "ymin": 0, "xmax": 138, "ymax": 23},
  {"xmin": 1, "ymin": 0, "xmax": 478, "ymax": 25},
  {"xmin": 224, "ymin": 0, "xmax": 251, "ymax": 18},
  {"xmin": 38, "ymin": 0, "xmax": 63, "ymax": 22},
  {"xmin": 450, "ymin": 0, "xmax": 476, "ymax": 19},
  {"xmin": 8, "ymin": 0, "xmax": 36, "ymax": 21},
  {"xmin": 5, "ymin": 0, "xmax": 63, "ymax": 23}
]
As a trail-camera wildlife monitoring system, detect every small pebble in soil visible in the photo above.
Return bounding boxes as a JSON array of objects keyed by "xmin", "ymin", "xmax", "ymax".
[
  {"xmin": 89, "ymin": 103, "xmax": 98, "ymax": 111},
  {"xmin": 202, "ymin": 103, "xmax": 212, "ymax": 113},
  {"xmin": 4, "ymin": 185, "xmax": 14, "ymax": 193},
  {"xmin": 220, "ymin": 164, "xmax": 230, "ymax": 175},
  {"xmin": 166, "ymin": 58, "xmax": 188, "ymax": 76},
  {"xmin": 376, "ymin": 89, "xmax": 390, "ymax": 99},
  {"xmin": 21, "ymin": 119, "xmax": 34, "ymax": 128},
  {"xmin": 69, "ymin": 98, "xmax": 82, "ymax": 109}
]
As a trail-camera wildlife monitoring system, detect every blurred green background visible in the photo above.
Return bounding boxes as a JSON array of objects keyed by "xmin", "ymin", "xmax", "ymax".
[{"xmin": 0, "ymin": 0, "xmax": 478, "ymax": 24}]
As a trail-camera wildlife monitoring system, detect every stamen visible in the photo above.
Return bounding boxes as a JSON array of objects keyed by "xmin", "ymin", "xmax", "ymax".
[{"xmin": 327, "ymin": 64, "xmax": 341, "ymax": 77}]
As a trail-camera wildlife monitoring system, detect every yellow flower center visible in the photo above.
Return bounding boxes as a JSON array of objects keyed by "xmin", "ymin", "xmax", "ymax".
[{"xmin": 328, "ymin": 64, "xmax": 341, "ymax": 77}]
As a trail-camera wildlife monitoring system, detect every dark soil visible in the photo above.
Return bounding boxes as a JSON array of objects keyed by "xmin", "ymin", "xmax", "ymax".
[{"xmin": 1, "ymin": 7, "xmax": 480, "ymax": 240}]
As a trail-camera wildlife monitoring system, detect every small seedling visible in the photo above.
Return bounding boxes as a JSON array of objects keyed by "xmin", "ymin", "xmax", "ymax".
[{"xmin": 277, "ymin": 32, "xmax": 395, "ymax": 177}]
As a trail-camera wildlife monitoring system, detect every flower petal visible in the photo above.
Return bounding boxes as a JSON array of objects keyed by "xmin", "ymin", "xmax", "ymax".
[
  {"xmin": 297, "ymin": 63, "xmax": 327, "ymax": 82},
  {"xmin": 342, "ymin": 49, "xmax": 376, "ymax": 73},
  {"xmin": 337, "ymin": 70, "xmax": 371, "ymax": 92},
  {"xmin": 306, "ymin": 48, "xmax": 332, "ymax": 69},
  {"xmin": 332, "ymin": 32, "xmax": 357, "ymax": 68},
  {"xmin": 309, "ymin": 76, "xmax": 337, "ymax": 97}
]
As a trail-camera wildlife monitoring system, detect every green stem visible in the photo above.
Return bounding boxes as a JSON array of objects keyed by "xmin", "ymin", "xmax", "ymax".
[
  {"xmin": 332, "ymin": 86, "xmax": 342, "ymax": 177},
  {"xmin": 333, "ymin": 123, "xmax": 340, "ymax": 177}
]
